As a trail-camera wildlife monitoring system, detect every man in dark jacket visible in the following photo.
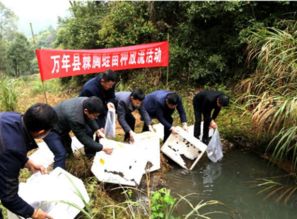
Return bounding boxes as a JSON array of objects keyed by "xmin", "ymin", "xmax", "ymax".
[
  {"xmin": 44, "ymin": 97, "xmax": 113, "ymax": 169},
  {"xmin": 0, "ymin": 103, "xmax": 58, "ymax": 219},
  {"xmin": 193, "ymin": 90, "xmax": 229, "ymax": 144},
  {"xmin": 143, "ymin": 90, "xmax": 188, "ymax": 141},
  {"xmin": 116, "ymin": 89, "xmax": 153, "ymax": 142},
  {"xmin": 79, "ymin": 69, "xmax": 118, "ymax": 128}
]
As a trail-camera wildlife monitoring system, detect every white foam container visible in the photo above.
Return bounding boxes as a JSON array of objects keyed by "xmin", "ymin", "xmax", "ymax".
[
  {"xmin": 161, "ymin": 126, "xmax": 207, "ymax": 170},
  {"xmin": 152, "ymin": 123, "xmax": 165, "ymax": 141},
  {"xmin": 91, "ymin": 139, "xmax": 147, "ymax": 186},
  {"xmin": 29, "ymin": 141, "xmax": 55, "ymax": 168},
  {"xmin": 29, "ymin": 136, "xmax": 85, "ymax": 168},
  {"xmin": 153, "ymin": 123, "xmax": 214, "ymax": 141},
  {"xmin": 133, "ymin": 131, "xmax": 160, "ymax": 172},
  {"xmin": 8, "ymin": 168, "xmax": 89, "ymax": 219}
]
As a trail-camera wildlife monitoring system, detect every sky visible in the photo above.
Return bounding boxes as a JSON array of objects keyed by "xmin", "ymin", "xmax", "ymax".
[{"xmin": 1, "ymin": 0, "xmax": 70, "ymax": 36}]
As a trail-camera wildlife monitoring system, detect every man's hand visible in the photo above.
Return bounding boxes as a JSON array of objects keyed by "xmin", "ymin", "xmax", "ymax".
[
  {"xmin": 102, "ymin": 145, "xmax": 113, "ymax": 155},
  {"xmin": 32, "ymin": 208, "xmax": 53, "ymax": 219},
  {"xmin": 182, "ymin": 122, "xmax": 188, "ymax": 131},
  {"xmin": 107, "ymin": 102, "xmax": 115, "ymax": 111},
  {"xmin": 210, "ymin": 120, "xmax": 217, "ymax": 129},
  {"xmin": 25, "ymin": 159, "xmax": 47, "ymax": 174},
  {"xmin": 129, "ymin": 130, "xmax": 136, "ymax": 143},
  {"xmin": 96, "ymin": 128, "xmax": 106, "ymax": 138},
  {"xmin": 170, "ymin": 126, "xmax": 178, "ymax": 134}
]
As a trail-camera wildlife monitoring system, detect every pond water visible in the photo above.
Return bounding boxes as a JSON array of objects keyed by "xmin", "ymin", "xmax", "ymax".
[{"xmin": 165, "ymin": 149, "xmax": 297, "ymax": 219}]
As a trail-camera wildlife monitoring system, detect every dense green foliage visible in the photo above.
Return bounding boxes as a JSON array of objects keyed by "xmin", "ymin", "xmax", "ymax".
[
  {"xmin": 236, "ymin": 21, "xmax": 297, "ymax": 169},
  {"xmin": 1, "ymin": 1, "xmax": 297, "ymax": 84},
  {"xmin": 1, "ymin": 0, "xmax": 297, "ymax": 211},
  {"xmin": 6, "ymin": 33, "xmax": 34, "ymax": 76},
  {"xmin": 0, "ymin": 1, "xmax": 57, "ymax": 76},
  {"xmin": 54, "ymin": 1, "xmax": 297, "ymax": 85},
  {"xmin": 0, "ymin": 1, "xmax": 17, "ymax": 73},
  {"xmin": 151, "ymin": 188, "xmax": 176, "ymax": 219}
]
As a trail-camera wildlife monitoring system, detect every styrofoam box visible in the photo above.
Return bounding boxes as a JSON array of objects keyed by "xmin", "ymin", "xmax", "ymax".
[
  {"xmin": 153, "ymin": 123, "xmax": 214, "ymax": 141},
  {"xmin": 133, "ymin": 131, "xmax": 160, "ymax": 172},
  {"xmin": 8, "ymin": 168, "xmax": 90, "ymax": 219},
  {"xmin": 29, "ymin": 136, "xmax": 85, "ymax": 168},
  {"xmin": 188, "ymin": 123, "xmax": 215, "ymax": 140},
  {"xmin": 29, "ymin": 141, "xmax": 55, "ymax": 168},
  {"xmin": 91, "ymin": 139, "xmax": 147, "ymax": 186},
  {"xmin": 71, "ymin": 136, "xmax": 85, "ymax": 155},
  {"xmin": 161, "ymin": 126, "xmax": 207, "ymax": 170},
  {"xmin": 152, "ymin": 123, "xmax": 165, "ymax": 141}
]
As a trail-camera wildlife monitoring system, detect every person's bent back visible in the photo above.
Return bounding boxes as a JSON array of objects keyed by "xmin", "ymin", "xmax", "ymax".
[
  {"xmin": 44, "ymin": 97, "xmax": 113, "ymax": 169},
  {"xmin": 143, "ymin": 90, "xmax": 187, "ymax": 141},
  {"xmin": 0, "ymin": 103, "xmax": 58, "ymax": 219},
  {"xmin": 116, "ymin": 89, "xmax": 153, "ymax": 143},
  {"xmin": 79, "ymin": 69, "xmax": 118, "ymax": 129}
]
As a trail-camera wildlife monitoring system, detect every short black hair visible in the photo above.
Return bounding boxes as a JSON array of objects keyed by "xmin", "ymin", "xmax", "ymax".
[
  {"xmin": 23, "ymin": 103, "xmax": 58, "ymax": 132},
  {"xmin": 101, "ymin": 69, "xmax": 118, "ymax": 82},
  {"xmin": 130, "ymin": 88, "xmax": 145, "ymax": 101},
  {"xmin": 218, "ymin": 95, "xmax": 229, "ymax": 107},
  {"xmin": 83, "ymin": 96, "xmax": 105, "ymax": 114},
  {"xmin": 166, "ymin": 93, "xmax": 179, "ymax": 105}
]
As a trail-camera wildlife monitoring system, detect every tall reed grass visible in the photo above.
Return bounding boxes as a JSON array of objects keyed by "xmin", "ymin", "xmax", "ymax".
[
  {"xmin": 237, "ymin": 21, "xmax": 297, "ymax": 168},
  {"xmin": 0, "ymin": 77, "xmax": 17, "ymax": 111}
]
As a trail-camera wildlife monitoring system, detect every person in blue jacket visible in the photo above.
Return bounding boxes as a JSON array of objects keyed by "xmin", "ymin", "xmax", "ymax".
[
  {"xmin": 116, "ymin": 89, "xmax": 154, "ymax": 143},
  {"xmin": 79, "ymin": 69, "xmax": 118, "ymax": 128},
  {"xmin": 0, "ymin": 103, "xmax": 58, "ymax": 219},
  {"xmin": 143, "ymin": 90, "xmax": 188, "ymax": 141}
]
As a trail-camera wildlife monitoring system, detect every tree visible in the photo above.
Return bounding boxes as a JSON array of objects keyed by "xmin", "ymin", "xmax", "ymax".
[
  {"xmin": 6, "ymin": 33, "xmax": 34, "ymax": 77},
  {"xmin": 54, "ymin": 1, "xmax": 297, "ymax": 86},
  {"xmin": 34, "ymin": 26, "xmax": 57, "ymax": 48},
  {"xmin": 0, "ymin": 1, "xmax": 17, "ymax": 40},
  {"xmin": 55, "ymin": 1, "xmax": 108, "ymax": 49},
  {"xmin": 0, "ymin": 1, "xmax": 18, "ymax": 73},
  {"xmin": 98, "ymin": 2, "xmax": 158, "ymax": 47}
]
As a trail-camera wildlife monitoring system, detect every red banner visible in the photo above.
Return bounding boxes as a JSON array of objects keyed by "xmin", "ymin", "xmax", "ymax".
[{"xmin": 36, "ymin": 41, "xmax": 169, "ymax": 81}]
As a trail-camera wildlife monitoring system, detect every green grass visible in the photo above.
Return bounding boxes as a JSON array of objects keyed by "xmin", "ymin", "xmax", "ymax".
[
  {"xmin": 0, "ymin": 77, "xmax": 17, "ymax": 111},
  {"xmin": 236, "ymin": 24, "xmax": 297, "ymax": 169},
  {"xmin": 253, "ymin": 175, "xmax": 297, "ymax": 204},
  {"xmin": 0, "ymin": 70, "xmax": 266, "ymax": 217}
]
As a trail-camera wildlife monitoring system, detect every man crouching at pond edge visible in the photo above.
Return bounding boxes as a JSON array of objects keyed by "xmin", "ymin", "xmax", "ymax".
[
  {"xmin": 0, "ymin": 103, "xmax": 58, "ymax": 219},
  {"xmin": 116, "ymin": 88, "xmax": 154, "ymax": 143},
  {"xmin": 44, "ymin": 96, "xmax": 113, "ymax": 169}
]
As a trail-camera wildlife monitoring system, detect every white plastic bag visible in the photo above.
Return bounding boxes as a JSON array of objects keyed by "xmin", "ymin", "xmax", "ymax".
[
  {"xmin": 206, "ymin": 129, "xmax": 223, "ymax": 163},
  {"xmin": 104, "ymin": 109, "xmax": 116, "ymax": 138}
]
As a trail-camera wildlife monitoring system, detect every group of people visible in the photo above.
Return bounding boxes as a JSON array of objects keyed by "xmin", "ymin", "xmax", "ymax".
[{"xmin": 0, "ymin": 69, "xmax": 229, "ymax": 219}]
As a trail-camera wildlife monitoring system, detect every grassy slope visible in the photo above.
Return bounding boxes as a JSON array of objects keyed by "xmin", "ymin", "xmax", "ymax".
[{"xmin": 0, "ymin": 73, "xmax": 257, "ymax": 218}]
